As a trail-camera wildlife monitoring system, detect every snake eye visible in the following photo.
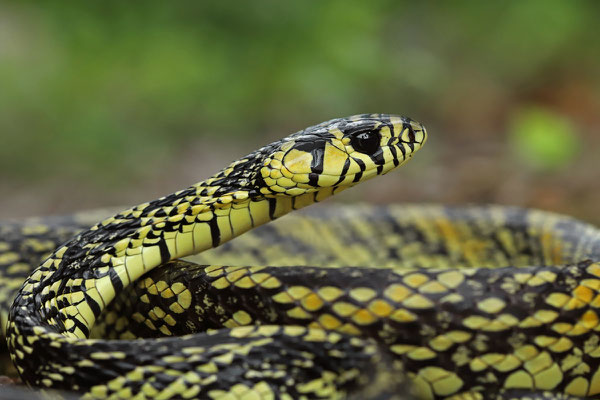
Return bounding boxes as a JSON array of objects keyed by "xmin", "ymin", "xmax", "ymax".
[{"xmin": 349, "ymin": 129, "xmax": 381, "ymax": 154}]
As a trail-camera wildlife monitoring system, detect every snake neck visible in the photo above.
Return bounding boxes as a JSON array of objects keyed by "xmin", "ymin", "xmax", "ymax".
[{"xmin": 8, "ymin": 149, "xmax": 338, "ymax": 342}]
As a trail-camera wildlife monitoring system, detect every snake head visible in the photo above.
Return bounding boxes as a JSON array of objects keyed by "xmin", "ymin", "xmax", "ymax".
[{"xmin": 257, "ymin": 114, "xmax": 427, "ymax": 197}]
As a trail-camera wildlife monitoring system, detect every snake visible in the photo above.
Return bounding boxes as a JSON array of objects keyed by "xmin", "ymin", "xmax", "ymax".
[{"xmin": 2, "ymin": 114, "xmax": 600, "ymax": 399}]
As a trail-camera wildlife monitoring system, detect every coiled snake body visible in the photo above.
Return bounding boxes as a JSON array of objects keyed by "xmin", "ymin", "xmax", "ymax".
[{"xmin": 3, "ymin": 114, "xmax": 600, "ymax": 399}]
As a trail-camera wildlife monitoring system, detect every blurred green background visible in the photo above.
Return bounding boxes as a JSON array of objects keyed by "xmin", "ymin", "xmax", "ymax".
[{"xmin": 1, "ymin": 1, "xmax": 599, "ymax": 223}]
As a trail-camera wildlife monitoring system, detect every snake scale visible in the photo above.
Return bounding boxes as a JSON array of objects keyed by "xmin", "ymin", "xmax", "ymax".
[{"xmin": 2, "ymin": 114, "xmax": 600, "ymax": 399}]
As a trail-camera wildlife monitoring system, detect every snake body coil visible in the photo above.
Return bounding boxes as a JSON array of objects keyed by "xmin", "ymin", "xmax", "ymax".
[
  {"xmin": 6, "ymin": 115, "xmax": 426, "ymax": 398},
  {"xmin": 4, "ymin": 115, "xmax": 600, "ymax": 399}
]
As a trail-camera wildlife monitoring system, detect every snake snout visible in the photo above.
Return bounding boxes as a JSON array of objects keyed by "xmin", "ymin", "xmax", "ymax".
[
  {"xmin": 415, "ymin": 122, "xmax": 427, "ymax": 145},
  {"xmin": 402, "ymin": 118, "xmax": 427, "ymax": 147}
]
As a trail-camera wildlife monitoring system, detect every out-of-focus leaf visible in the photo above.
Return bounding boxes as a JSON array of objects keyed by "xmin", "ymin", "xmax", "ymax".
[{"xmin": 509, "ymin": 107, "xmax": 579, "ymax": 171}]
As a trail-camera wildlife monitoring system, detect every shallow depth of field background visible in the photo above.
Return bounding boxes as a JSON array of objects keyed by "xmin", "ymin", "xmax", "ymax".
[{"xmin": 1, "ymin": 1, "xmax": 599, "ymax": 224}]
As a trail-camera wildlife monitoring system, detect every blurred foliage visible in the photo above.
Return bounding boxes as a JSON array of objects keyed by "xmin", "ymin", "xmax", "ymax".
[
  {"xmin": 0, "ymin": 1, "xmax": 598, "ymax": 190},
  {"xmin": 509, "ymin": 107, "xmax": 579, "ymax": 171}
]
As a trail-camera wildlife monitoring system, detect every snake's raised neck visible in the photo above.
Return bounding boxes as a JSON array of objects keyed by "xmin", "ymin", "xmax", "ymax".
[{"xmin": 8, "ymin": 114, "xmax": 426, "ymax": 386}]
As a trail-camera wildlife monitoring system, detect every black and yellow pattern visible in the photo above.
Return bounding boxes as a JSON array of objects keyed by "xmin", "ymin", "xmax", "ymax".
[
  {"xmin": 4, "ymin": 114, "xmax": 600, "ymax": 399},
  {"xmin": 90, "ymin": 205, "xmax": 600, "ymax": 399},
  {"xmin": 5, "ymin": 115, "xmax": 427, "ymax": 399},
  {"xmin": 0, "ymin": 210, "xmax": 115, "ymax": 338}
]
